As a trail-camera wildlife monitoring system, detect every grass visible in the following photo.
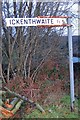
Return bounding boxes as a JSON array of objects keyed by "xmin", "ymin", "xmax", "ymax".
[{"xmin": 24, "ymin": 95, "xmax": 79, "ymax": 118}]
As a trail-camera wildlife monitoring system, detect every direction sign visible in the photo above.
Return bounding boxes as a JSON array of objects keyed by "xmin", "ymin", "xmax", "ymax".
[{"xmin": 6, "ymin": 17, "xmax": 69, "ymax": 27}]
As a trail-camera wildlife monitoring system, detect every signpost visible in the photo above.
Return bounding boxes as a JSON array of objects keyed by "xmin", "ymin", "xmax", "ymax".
[
  {"xmin": 5, "ymin": 14, "xmax": 75, "ymax": 111},
  {"xmin": 68, "ymin": 12, "xmax": 75, "ymax": 111}
]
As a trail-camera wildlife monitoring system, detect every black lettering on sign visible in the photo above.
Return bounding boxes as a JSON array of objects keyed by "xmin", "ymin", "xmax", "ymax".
[
  {"xmin": 57, "ymin": 19, "xmax": 61, "ymax": 24},
  {"xmin": 24, "ymin": 19, "xmax": 28, "ymax": 24},
  {"xmin": 32, "ymin": 19, "xmax": 36, "ymax": 24},
  {"xmin": 51, "ymin": 19, "xmax": 54, "ymax": 24},
  {"xmin": 28, "ymin": 19, "xmax": 31, "ymax": 24},
  {"xmin": 16, "ymin": 19, "xmax": 20, "ymax": 24},
  {"xmin": 47, "ymin": 19, "xmax": 50, "ymax": 24},
  {"xmin": 20, "ymin": 19, "xmax": 23, "ymax": 24},
  {"xmin": 36, "ymin": 19, "xmax": 41, "ymax": 24},
  {"xmin": 12, "ymin": 19, "xmax": 15, "ymax": 25},
  {"xmin": 9, "ymin": 19, "xmax": 11, "ymax": 24},
  {"xmin": 42, "ymin": 19, "xmax": 45, "ymax": 24}
]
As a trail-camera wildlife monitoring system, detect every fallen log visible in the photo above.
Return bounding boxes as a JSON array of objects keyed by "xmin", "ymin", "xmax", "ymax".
[
  {"xmin": 0, "ymin": 106, "xmax": 13, "ymax": 118},
  {"xmin": 11, "ymin": 99, "xmax": 23, "ymax": 114},
  {"xmin": 4, "ymin": 87, "xmax": 45, "ymax": 113},
  {"xmin": 7, "ymin": 97, "xmax": 19, "ymax": 111},
  {"xmin": 0, "ymin": 99, "xmax": 23, "ymax": 118}
]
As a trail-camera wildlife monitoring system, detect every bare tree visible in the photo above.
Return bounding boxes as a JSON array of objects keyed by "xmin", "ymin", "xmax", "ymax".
[
  {"xmin": 2, "ymin": 1, "xmax": 77, "ymax": 82},
  {"xmin": 0, "ymin": 1, "xmax": 5, "ymax": 83}
]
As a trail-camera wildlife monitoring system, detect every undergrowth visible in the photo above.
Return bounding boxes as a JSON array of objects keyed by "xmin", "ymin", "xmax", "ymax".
[{"xmin": 24, "ymin": 95, "xmax": 79, "ymax": 118}]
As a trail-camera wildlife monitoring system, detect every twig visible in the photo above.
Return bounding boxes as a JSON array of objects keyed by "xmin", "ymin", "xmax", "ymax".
[{"xmin": 31, "ymin": 49, "xmax": 51, "ymax": 80}]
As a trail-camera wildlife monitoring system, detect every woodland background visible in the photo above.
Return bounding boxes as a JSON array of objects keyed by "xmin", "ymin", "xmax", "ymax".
[{"xmin": 0, "ymin": 1, "xmax": 80, "ymax": 118}]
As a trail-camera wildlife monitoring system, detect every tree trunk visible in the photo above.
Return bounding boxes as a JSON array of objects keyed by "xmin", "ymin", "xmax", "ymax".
[{"xmin": 0, "ymin": 1, "xmax": 5, "ymax": 83}]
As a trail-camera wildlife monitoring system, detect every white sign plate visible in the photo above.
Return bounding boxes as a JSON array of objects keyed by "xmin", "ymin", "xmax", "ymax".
[{"xmin": 6, "ymin": 18, "xmax": 67, "ymax": 27}]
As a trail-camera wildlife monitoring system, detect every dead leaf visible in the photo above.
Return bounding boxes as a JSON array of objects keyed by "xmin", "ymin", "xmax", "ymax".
[
  {"xmin": 5, "ymin": 99, "xmax": 13, "ymax": 109},
  {"xmin": 0, "ymin": 106, "xmax": 14, "ymax": 117},
  {"xmin": 5, "ymin": 103, "xmax": 13, "ymax": 109}
]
